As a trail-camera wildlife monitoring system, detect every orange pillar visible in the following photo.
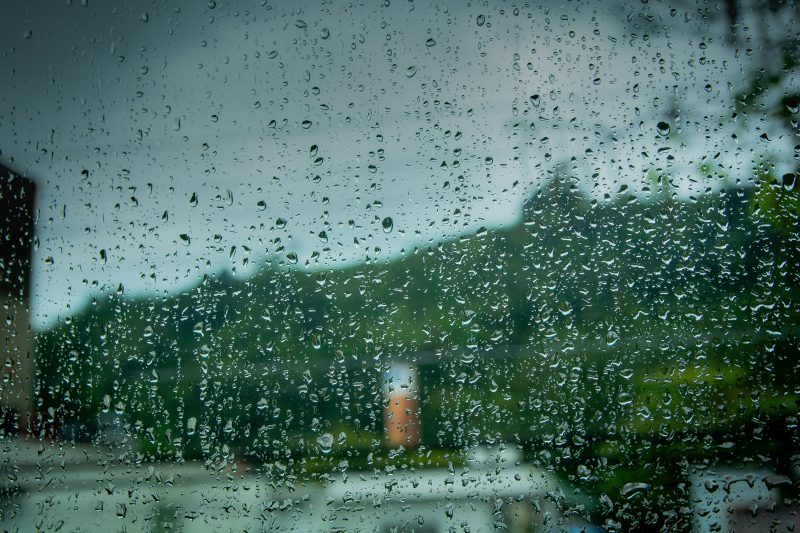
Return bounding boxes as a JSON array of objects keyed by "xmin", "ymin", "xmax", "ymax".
[{"xmin": 383, "ymin": 363, "xmax": 420, "ymax": 448}]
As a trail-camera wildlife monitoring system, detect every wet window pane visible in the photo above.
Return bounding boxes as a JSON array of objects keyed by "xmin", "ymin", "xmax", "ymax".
[{"xmin": 1, "ymin": 1, "xmax": 799, "ymax": 531}]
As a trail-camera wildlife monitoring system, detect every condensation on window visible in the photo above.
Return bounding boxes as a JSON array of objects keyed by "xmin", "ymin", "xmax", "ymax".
[{"xmin": 1, "ymin": 1, "xmax": 799, "ymax": 531}]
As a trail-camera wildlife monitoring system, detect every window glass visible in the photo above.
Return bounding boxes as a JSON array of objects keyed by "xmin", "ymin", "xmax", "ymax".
[{"xmin": 1, "ymin": 1, "xmax": 799, "ymax": 531}]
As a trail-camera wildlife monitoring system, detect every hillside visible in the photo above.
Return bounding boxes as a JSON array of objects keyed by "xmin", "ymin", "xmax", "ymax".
[{"xmin": 32, "ymin": 172, "xmax": 800, "ymax": 519}]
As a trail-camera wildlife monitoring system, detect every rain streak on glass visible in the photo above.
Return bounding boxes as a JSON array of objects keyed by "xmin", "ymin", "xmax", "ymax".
[{"xmin": 0, "ymin": 1, "xmax": 799, "ymax": 532}]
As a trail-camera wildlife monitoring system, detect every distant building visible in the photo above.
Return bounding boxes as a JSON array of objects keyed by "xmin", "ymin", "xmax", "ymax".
[{"xmin": 0, "ymin": 165, "xmax": 36, "ymax": 435}]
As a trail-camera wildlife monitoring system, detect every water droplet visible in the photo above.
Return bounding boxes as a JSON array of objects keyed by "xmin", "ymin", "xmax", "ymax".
[
  {"xmin": 485, "ymin": 156, "xmax": 493, "ymax": 165},
  {"xmin": 606, "ymin": 330, "xmax": 619, "ymax": 347},
  {"xmin": 382, "ymin": 217, "xmax": 394, "ymax": 233},
  {"xmin": 477, "ymin": 14, "xmax": 486, "ymax": 26},
  {"xmin": 186, "ymin": 417, "xmax": 197, "ymax": 435},
  {"xmin": 275, "ymin": 218, "xmax": 287, "ymax": 229},
  {"xmin": 368, "ymin": 164, "xmax": 377, "ymax": 173},
  {"xmin": 189, "ymin": 192, "xmax": 198, "ymax": 207},
  {"xmin": 321, "ymin": 28, "xmax": 330, "ymax": 39},
  {"xmin": 405, "ymin": 65, "xmax": 417, "ymax": 78},
  {"xmin": 267, "ymin": 50, "xmax": 278, "ymax": 59},
  {"xmin": 286, "ymin": 251, "xmax": 298, "ymax": 264},
  {"xmin": 783, "ymin": 173, "xmax": 796, "ymax": 191},
  {"xmin": 656, "ymin": 121, "xmax": 670, "ymax": 136},
  {"xmin": 179, "ymin": 233, "xmax": 191, "ymax": 245},
  {"xmin": 257, "ymin": 200, "xmax": 267, "ymax": 211},
  {"xmin": 620, "ymin": 482, "xmax": 651, "ymax": 499},
  {"xmin": 317, "ymin": 433, "xmax": 333, "ymax": 454},
  {"xmin": 425, "ymin": 38, "xmax": 436, "ymax": 47},
  {"xmin": 295, "ymin": 19, "xmax": 307, "ymax": 29},
  {"xmin": 301, "ymin": 119, "xmax": 312, "ymax": 129},
  {"xmin": 765, "ymin": 475, "xmax": 793, "ymax": 490}
]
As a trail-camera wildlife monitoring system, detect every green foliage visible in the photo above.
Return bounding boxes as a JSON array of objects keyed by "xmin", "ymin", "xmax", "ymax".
[{"xmin": 33, "ymin": 175, "xmax": 800, "ymax": 527}]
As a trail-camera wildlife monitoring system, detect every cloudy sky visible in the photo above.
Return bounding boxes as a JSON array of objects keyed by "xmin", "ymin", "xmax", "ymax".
[{"xmin": 1, "ymin": 0, "xmax": 797, "ymax": 328}]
